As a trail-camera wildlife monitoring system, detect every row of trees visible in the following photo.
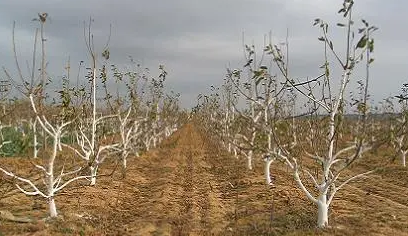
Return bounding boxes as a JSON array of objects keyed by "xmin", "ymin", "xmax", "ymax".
[
  {"xmin": 1, "ymin": 0, "xmax": 407, "ymax": 230},
  {"xmin": 0, "ymin": 15, "xmax": 184, "ymax": 217},
  {"xmin": 194, "ymin": 0, "xmax": 406, "ymax": 228}
]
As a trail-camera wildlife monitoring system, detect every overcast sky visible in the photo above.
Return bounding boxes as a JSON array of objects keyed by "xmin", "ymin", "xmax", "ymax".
[{"xmin": 0, "ymin": 0, "xmax": 406, "ymax": 108}]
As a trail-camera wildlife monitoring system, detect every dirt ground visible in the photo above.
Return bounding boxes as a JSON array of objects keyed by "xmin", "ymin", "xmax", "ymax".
[{"xmin": 0, "ymin": 123, "xmax": 408, "ymax": 235}]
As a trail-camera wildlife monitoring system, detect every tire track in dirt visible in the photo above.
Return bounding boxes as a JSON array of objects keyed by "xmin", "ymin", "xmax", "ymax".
[
  {"xmin": 169, "ymin": 124, "xmax": 229, "ymax": 235},
  {"xmin": 330, "ymin": 171, "xmax": 408, "ymax": 235},
  {"xmin": 335, "ymin": 171, "xmax": 408, "ymax": 210},
  {"xmin": 109, "ymin": 123, "xmax": 233, "ymax": 236},
  {"xmin": 358, "ymin": 175, "xmax": 408, "ymax": 208},
  {"xmin": 170, "ymin": 142, "xmax": 195, "ymax": 235}
]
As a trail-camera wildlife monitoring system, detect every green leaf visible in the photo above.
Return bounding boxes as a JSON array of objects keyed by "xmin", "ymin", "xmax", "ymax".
[
  {"xmin": 253, "ymin": 70, "xmax": 263, "ymax": 77},
  {"xmin": 329, "ymin": 41, "xmax": 333, "ymax": 50},
  {"xmin": 255, "ymin": 77, "xmax": 264, "ymax": 86},
  {"xmin": 263, "ymin": 45, "xmax": 270, "ymax": 51},
  {"xmin": 102, "ymin": 49, "xmax": 110, "ymax": 60},
  {"xmin": 368, "ymin": 39, "xmax": 374, "ymax": 52},
  {"xmin": 369, "ymin": 58, "xmax": 375, "ymax": 64},
  {"xmin": 337, "ymin": 23, "xmax": 346, "ymax": 27},
  {"xmin": 356, "ymin": 35, "xmax": 367, "ymax": 48},
  {"xmin": 318, "ymin": 36, "xmax": 325, "ymax": 42},
  {"xmin": 357, "ymin": 103, "xmax": 367, "ymax": 113}
]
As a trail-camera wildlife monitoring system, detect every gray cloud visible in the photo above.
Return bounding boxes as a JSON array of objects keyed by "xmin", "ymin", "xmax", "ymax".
[{"xmin": 0, "ymin": 0, "xmax": 407, "ymax": 107}]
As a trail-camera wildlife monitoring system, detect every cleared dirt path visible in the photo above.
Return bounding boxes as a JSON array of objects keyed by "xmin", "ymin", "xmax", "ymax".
[{"xmin": 103, "ymin": 123, "xmax": 236, "ymax": 235}]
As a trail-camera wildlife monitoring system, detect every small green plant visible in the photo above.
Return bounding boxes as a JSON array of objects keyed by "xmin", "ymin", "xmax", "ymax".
[{"xmin": 0, "ymin": 126, "xmax": 29, "ymax": 156}]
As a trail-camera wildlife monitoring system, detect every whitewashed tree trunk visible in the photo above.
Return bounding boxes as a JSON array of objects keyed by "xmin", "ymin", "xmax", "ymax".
[
  {"xmin": 247, "ymin": 130, "xmax": 257, "ymax": 170},
  {"xmin": 264, "ymin": 156, "xmax": 274, "ymax": 185},
  {"xmin": 48, "ymin": 197, "xmax": 57, "ymax": 218},
  {"xmin": 317, "ymin": 191, "xmax": 329, "ymax": 228},
  {"xmin": 232, "ymin": 137, "xmax": 239, "ymax": 158},
  {"xmin": 33, "ymin": 118, "xmax": 39, "ymax": 159},
  {"xmin": 395, "ymin": 133, "xmax": 408, "ymax": 167},
  {"xmin": 90, "ymin": 166, "xmax": 98, "ymax": 186},
  {"xmin": 247, "ymin": 150, "xmax": 253, "ymax": 170},
  {"xmin": 145, "ymin": 137, "xmax": 151, "ymax": 151},
  {"xmin": 122, "ymin": 157, "xmax": 127, "ymax": 170},
  {"xmin": 153, "ymin": 136, "xmax": 157, "ymax": 148},
  {"xmin": 46, "ymin": 135, "xmax": 57, "ymax": 217},
  {"xmin": 165, "ymin": 127, "xmax": 171, "ymax": 137},
  {"xmin": 401, "ymin": 150, "xmax": 407, "ymax": 167}
]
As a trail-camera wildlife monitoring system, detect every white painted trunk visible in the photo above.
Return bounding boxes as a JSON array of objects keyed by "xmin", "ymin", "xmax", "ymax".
[
  {"xmin": 123, "ymin": 156, "xmax": 127, "ymax": 169},
  {"xmin": 33, "ymin": 119, "xmax": 38, "ymax": 158},
  {"xmin": 47, "ymin": 133, "xmax": 58, "ymax": 218},
  {"xmin": 90, "ymin": 166, "xmax": 98, "ymax": 186},
  {"xmin": 48, "ymin": 197, "xmax": 58, "ymax": 217},
  {"xmin": 317, "ymin": 193, "xmax": 329, "ymax": 228},
  {"xmin": 232, "ymin": 138, "xmax": 238, "ymax": 158},
  {"xmin": 145, "ymin": 138, "xmax": 151, "ymax": 151},
  {"xmin": 247, "ymin": 130, "xmax": 256, "ymax": 170},
  {"xmin": 400, "ymin": 148, "xmax": 407, "ymax": 167},
  {"xmin": 247, "ymin": 150, "xmax": 253, "ymax": 170},
  {"xmin": 264, "ymin": 158, "xmax": 273, "ymax": 185},
  {"xmin": 153, "ymin": 136, "xmax": 157, "ymax": 148}
]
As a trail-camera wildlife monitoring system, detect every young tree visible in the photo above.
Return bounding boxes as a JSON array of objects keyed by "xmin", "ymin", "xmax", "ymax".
[
  {"xmin": 0, "ymin": 13, "xmax": 94, "ymax": 217},
  {"xmin": 62, "ymin": 23, "xmax": 119, "ymax": 186},
  {"xmin": 110, "ymin": 63, "xmax": 149, "ymax": 158},
  {"xmin": 387, "ymin": 95, "xmax": 408, "ymax": 167},
  {"xmin": 265, "ymin": 0, "xmax": 378, "ymax": 227},
  {"xmin": 0, "ymin": 94, "xmax": 89, "ymax": 218},
  {"xmin": 222, "ymin": 43, "xmax": 272, "ymax": 170},
  {"xmin": 391, "ymin": 115, "xmax": 408, "ymax": 167}
]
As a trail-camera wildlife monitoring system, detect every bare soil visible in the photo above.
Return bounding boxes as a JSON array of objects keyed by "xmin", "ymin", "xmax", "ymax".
[{"xmin": 0, "ymin": 123, "xmax": 407, "ymax": 235}]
